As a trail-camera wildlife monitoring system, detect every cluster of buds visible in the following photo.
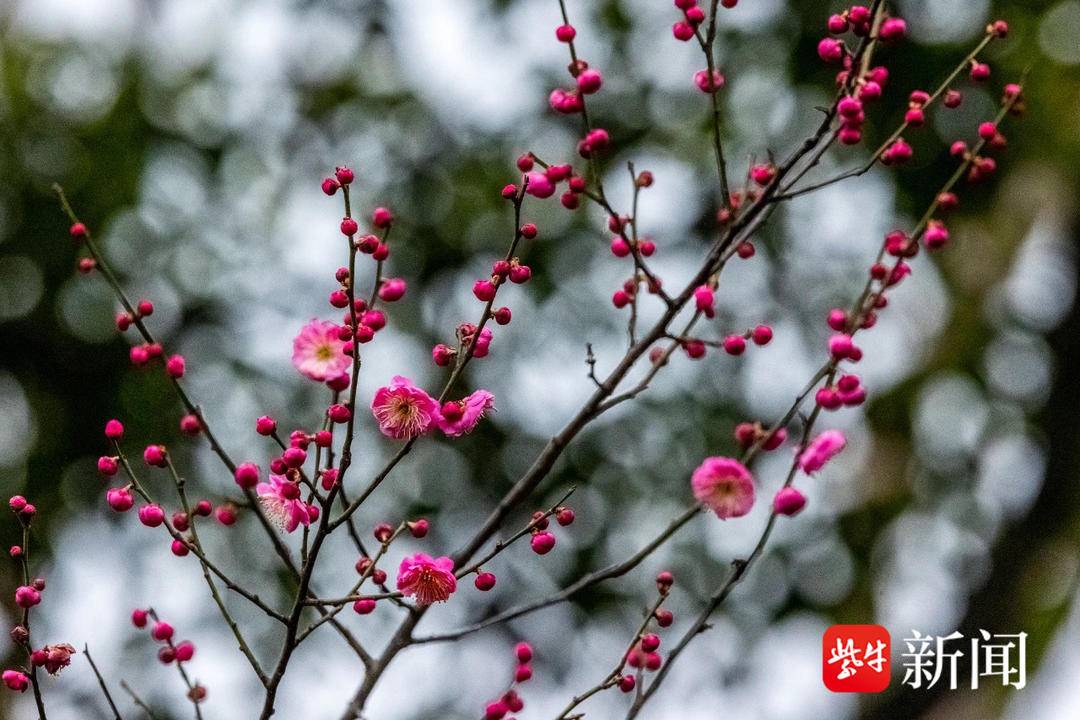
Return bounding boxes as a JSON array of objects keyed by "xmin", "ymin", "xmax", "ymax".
[
  {"xmin": 132, "ymin": 610, "xmax": 198, "ymax": 668},
  {"xmin": 482, "ymin": 642, "xmax": 534, "ymax": 719},
  {"xmin": 734, "ymin": 422, "xmax": 788, "ymax": 453},
  {"xmin": 320, "ymin": 165, "xmax": 355, "ymax": 196},
  {"xmin": 618, "ymin": 572, "xmax": 677, "ymax": 693},
  {"xmin": 5, "ymin": 496, "xmax": 73, "ymax": 696},
  {"xmin": 515, "ymin": 156, "xmax": 585, "ymax": 210},
  {"xmin": 474, "ymin": 257, "xmax": 532, "ymax": 303},
  {"xmin": 816, "ymin": 373, "xmax": 868, "ymax": 410},
  {"xmin": 671, "ymin": 0, "xmax": 721, "ymax": 42},
  {"xmin": 8, "ymin": 494, "xmax": 36, "ymax": 524},
  {"xmin": 826, "ymin": 4, "xmax": 874, "ymax": 36},
  {"xmin": 435, "ymin": 321, "xmax": 495, "ymax": 368},
  {"xmin": 115, "ymin": 298, "xmax": 154, "ymax": 332},
  {"xmin": 612, "ymin": 273, "xmax": 664, "ymax": 310},
  {"xmin": 530, "ymin": 505, "xmax": 574, "ymax": 556},
  {"xmin": 29, "ymin": 643, "xmax": 76, "ymax": 676},
  {"xmin": 68, "ymin": 221, "xmax": 97, "ymax": 273}
]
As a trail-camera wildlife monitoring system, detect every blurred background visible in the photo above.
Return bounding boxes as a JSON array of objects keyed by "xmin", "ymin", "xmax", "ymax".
[{"xmin": 1, "ymin": 0, "xmax": 1079, "ymax": 718}]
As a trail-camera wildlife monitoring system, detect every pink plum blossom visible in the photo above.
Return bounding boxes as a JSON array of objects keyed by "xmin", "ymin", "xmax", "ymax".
[
  {"xmin": 256, "ymin": 474, "xmax": 313, "ymax": 533},
  {"xmin": 437, "ymin": 390, "xmax": 495, "ymax": 437},
  {"xmin": 371, "ymin": 376, "xmax": 440, "ymax": 439},
  {"xmin": 691, "ymin": 457, "xmax": 755, "ymax": 519},
  {"xmin": 798, "ymin": 430, "xmax": 847, "ymax": 474},
  {"xmin": 396, "ymin": 553, "xmax": 457, "ymax": 605},
  {"xmin": 292, "ymin": 319, "xmax": 349, "ymax": 382}
]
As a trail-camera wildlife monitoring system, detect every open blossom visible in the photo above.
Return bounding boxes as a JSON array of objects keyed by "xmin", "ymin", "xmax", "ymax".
[
  {"xmin": 437, "ymin": 390, "xmax": 495, "ymax": 437},
  {"xmin": 257, "ymin": 474, "xmax": 313, "ymax": 533},
  {"xmin": 396, "ymin": 553, "xmax": 457, "ymax": 605},
  {"xmin": 31, "ymin": 643, "xmax": 76, "ymax": 675},
  {"xmin": 292, "ymin": 319, "xmax": 349, "ymax": 382},
  {"xmin": 371, "ymin": 376, "xmax": 440, "ymax": 439},
  {"xmin": 798, "ymin": 430, "xmax": 847, "ymax": 474},
  {"xmin": 691, "ymin": 457, "xmax": 755, "ymax": 519}
]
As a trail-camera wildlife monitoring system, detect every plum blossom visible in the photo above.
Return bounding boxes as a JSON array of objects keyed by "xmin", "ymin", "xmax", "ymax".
[
  {"xmin": 292, "ymin": 319, "xmax": 349, "ymax": 382},
  {"xmin": 437, "ymin": 390, "xmax": 495, "ymax": 437},
  {"xmin": 371, "ymin": 376, "xmax": 440, "ymax": 439},
  {"xmin": 691, "ymin": 457, "xmax": 755, "ymax": 519},
  {"xmin": 396, "ymin": 553, "xmax": 457, "ymax": 605},
  {"xmin": 798, "ymin": 430, "xmax": 847, "ymax": 474},
  {"xmin": 257, "ymin": 474, "xmax": 313, "ymax": 533}
]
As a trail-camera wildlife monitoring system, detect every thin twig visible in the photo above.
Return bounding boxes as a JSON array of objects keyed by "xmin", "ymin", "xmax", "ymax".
[{"xmin": 84, "ymin": 645, "xmax": 124, "ymax": 720}]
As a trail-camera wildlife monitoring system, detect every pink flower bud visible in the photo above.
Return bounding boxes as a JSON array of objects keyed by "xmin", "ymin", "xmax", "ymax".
[
  {"xmin": 165, "ymin": 354, "xmax": 185, "ymax": 378},
  {"xmin": 378, "ymin": 278, "xmax": 406, "ymax": 302},
  {"xmin": 105, "ymin": 419, "xmax": 124, "ymax": 440},
  {"xmin": 321, "ymin": 178, "xmax": 340, "ymax": 195},
  {"xmin": 335, "ymin": 166, "xmax": 354, "ymax": 185},
  {"xmin": 14, "ymin": 586, "xmax": 41, "ymax": 609},
  {"xmin": 750, "ymin": 164, "xmax": 776, "ymax": 186},
  {"xmin": 3, "ymin": 670, "xmax": 29, "ymax": 692},
  {"xmin": 879, "ymin": 17, "xmax": 906, "ymax": 42},
  {"xmin": 353, "ymin": 599, "xmax": 377, "ymax": 615},
  {"xmin": 773, "ymin": 487, "xmax": 807, "ymax": 516},
  {"xmin": 475, "ymin": 572, "xmax": 497, "ymax": 591},
  {"xmin": 97, "ymin": 456, "xmax": 119, "ymax": 476},
  {"xmin": 524, "ymin": 170, "xmax": 556, "ymax": 199},
  {"xmin": 509, "ymin": 265, "xmax": 532, "ymax": 284},
  {"xmin": 473, "ymin": 279, "xmax": 497, "ymax": 302},
  {"xmin": 143, "ymin": 445, "xmax": 167, "ymax": 467},
  {"xmin": 576, "ymin": 68, "xmax": 603, "ymax": 94},
  {"xmin": 751, "ymin": 325, "xmax": 773, "ymax": 346},
  {"xmin": 828, "ymin": 333, "xmax": 854, "ymax": 359},
  {"xmin": 151, "ymin": 622, "xmax": 174, "ymax": 642},
  {"xmin": 530, "ymin": 532, "xmax": 556, "ymax": 555},
  {"xmin": 693, "ymin": 69, "xmax": 725, "ymax": 93},
  {"xmin": 106, "ymin": 487, "xmax": 134, "ymax": 513},
  {"xmin": 817, "ymin": 38, "xmax": 844, "ymax": 64},
  {"xmin": 256, "ymin": 416, "xmax": 277, "ymax": 436},
  {"xmin": 131, "ymin": 608, "xmax": 149, "ymax": 628},
  {"xmin": 216, "ymin": 504, "xmax": 238, "ymax": 526},
  {"xmin": 722, "ymin": 335, "xmax": 746, "ymax": 355},
  {"xmin": 611, "ymin": 237, "xmax": 631, "ymax": 257},
  {"xmin": 328, "ymin": 404, "xmax": 352, "ymax": 424},
  {"xmin": 432, "ymin": 344, "xmax": 456, "ymax": 366},
  {"xmin": 672, "ymin": 22, "xmax": 694, "ymax": 41},
  {"xmin": 174, "ymin": 640, "xmax": 195, "ymax": 662},
  {"xmin": 282, "ymin": 447, "xmax": 307, "ymax": 468},
  {"xmin": 693, "ymin": 285, "xmax": 714, "ymax": 313},
  {"xmin": 138, "ymin": 504, "xmax": 165, "ymax": 527},
  {"xmin": 234, "ymin": 462, "xmax": 260, "ymax": 489},
  {"xmin": 372, "ymin": 207, "xmax": 393, "ymax": 228}
]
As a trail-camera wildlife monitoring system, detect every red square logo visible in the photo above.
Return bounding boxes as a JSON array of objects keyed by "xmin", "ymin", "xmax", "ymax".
[{"xmin": 823, "ymin": 625, "xmax": 891, "ymax": 692}]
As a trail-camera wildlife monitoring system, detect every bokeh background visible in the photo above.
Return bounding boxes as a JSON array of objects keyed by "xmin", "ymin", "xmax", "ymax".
[{"xmin": 2, "ymin": 0, "xmax": 1079, "ymax": 718}]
